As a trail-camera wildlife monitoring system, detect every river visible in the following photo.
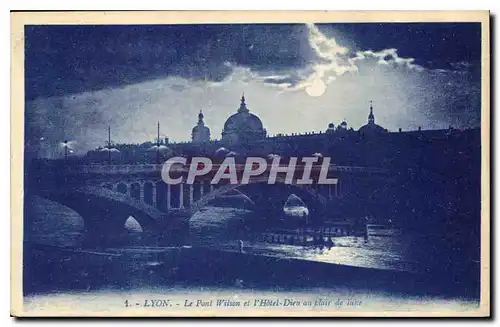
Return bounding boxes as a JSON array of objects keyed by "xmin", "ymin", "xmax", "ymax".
[{"xmin": 22, "ymin": 198, "xmax": 481, "ymax": 315}]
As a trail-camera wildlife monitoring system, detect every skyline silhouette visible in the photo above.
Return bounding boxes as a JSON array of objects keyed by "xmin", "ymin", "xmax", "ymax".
[{"xmin": 25, "ymin": 23, "xmax": 481, "ymax": 157}]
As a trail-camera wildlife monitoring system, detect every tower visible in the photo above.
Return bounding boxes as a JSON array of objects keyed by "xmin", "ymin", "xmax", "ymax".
[
  {"xmin": 368, "ymin": 100, "xmax": 375, "ymax": 125},
  {"xmin": 359, "ymin": 100, "xmax": 387, "ymax": 137},
  {"xmin": 237, "ymin": 93, "xmax": 249, "ymax": 114},
  {"xmin": 192, "ymin": 110, "xmax": 211, "ymax": 144}
]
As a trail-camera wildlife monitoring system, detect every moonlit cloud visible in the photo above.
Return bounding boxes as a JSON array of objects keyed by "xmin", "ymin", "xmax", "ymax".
[
  {"xmin": 258, "ymin": 24, "xmax": 426, "ymax": 95},
  {"xmin": 352, "ymin": 48, "xmax": 425, "ymax": 72},
  {"xmin": 297, "ymin": 24, "xmax": 358, "ymax": 95},
  {"xmin": 263, "ymin": 23, "xmax": 359, "ymax": 95}
]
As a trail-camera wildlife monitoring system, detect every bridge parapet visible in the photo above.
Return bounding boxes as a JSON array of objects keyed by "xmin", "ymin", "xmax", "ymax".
[
  {"xmin": 57, "ymin": 164, "xmax": 388, "ymax": 177},
  {"xmin": 30, "ymin": 160, "xmax": 389, "ymax": 227},
  {"xmin": 328, "ymin": 165, "xmax": 387, "ymax": 174},
  {"xmin": 28, "ymin": 160, "xmax": 392, "ymax": 240},
  {"xmin": 61, "ymin": 164, "xmax": 164, "ymax": 175}
]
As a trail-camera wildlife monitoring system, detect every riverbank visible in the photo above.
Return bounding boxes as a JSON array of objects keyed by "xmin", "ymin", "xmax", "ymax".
[
  {"xmin": 21, "ymin": 243, "xmax": 481, "ymax": 317},
  {"xmin": 23, "ymin": 242, "xmax": 479, "ymax": 302}
]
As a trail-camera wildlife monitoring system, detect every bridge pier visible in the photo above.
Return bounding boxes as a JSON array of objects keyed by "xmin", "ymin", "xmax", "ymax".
[
  {"xmin": 139, "ymin": 183, "xmax": 145, "ymax": 202},
  {"xmin": 183, "ymin": 183, "xmax": 192, "ymax": 208},
  {"xmin": 179, "ymin": 183, "xmax": 184, "ymax": 209},
  {"xmin": 166, "ymin": 184, "xmax": 171, "ymax": 209},
  {"xmin": 189, "ymin": 184, "xmax": 194, "ymax": 207},
  {"xmin": 105, "ymin": 179, "xmax": 342, "ymax": 223},
  {"xmin": 31, "ymin": 163, "xmax": 388, "ymax": 240},
  {"xmin": 152, "ymin": 184, "xmax": 157, "ymax": 207}
]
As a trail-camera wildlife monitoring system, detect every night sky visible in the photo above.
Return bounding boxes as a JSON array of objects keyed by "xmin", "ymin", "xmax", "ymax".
[{"xmin": 25, "ymin": 23, "xmax": 482, "ymax": 158}]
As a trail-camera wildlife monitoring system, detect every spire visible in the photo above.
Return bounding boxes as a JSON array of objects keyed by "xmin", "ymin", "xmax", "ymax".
[
  {"xmin": 156, "ymin": 121, "xmax": 161, "ymax": 164},
  {"xmin": 198, "ymin": 110, "xmax": 205, "ymax": 125},
  {"xmin": 238, "ymin": 92, "xmax": 249, "ymax": 114},
  {"xmin": 192, "ymin": 110, "xmax": 211, "ymax": 144},
  {"xmin": 368, "ymin": 100, "xmax": 375, "ymax": 124},
  {"xmin": 107, "ymin": 125, "xmax": 111, "ymax": 164}
]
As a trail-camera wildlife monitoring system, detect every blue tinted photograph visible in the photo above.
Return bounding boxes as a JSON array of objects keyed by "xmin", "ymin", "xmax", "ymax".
[{"xmin": 16, "ymin": 13, "xmax": 489, "ymax": 317}]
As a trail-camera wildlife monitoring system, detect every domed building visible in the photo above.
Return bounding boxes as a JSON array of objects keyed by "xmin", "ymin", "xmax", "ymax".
[
  {"xmin": 325, "ymin": 122, "xmax": 336, "ymax": 134},
  {"xmin": 221, "ymin": 94, "xmax": 267, "ymax": 146},
  {"xmin": 358, "ymin": 101, "xmax": 388, "ymax": 138},
  {"xmin": 339, "ymin": 120, "xmax": 348, "ymax": 130},
  {"xmin": 192, "ymin": 110, "xmax": 211, "ymax": 144}
]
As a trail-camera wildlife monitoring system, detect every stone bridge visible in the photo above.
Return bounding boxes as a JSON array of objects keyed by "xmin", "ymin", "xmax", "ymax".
[{"xmin": 26, "ymin": 162, "xmax": 389, "ymax": 237}]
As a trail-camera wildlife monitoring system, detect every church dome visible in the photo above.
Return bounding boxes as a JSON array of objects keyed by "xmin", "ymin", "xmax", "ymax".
[
  {"xmin": 359, "ymin": 123, "xmax": 387, "ymax": 134},
  {"xmin": 223, "ymin": 112, "xmax": 264, "ymax": 132},
  {"xmin": 221, "ymin": 95, "xmax": 266, "ymax": 146},
  {"xmin": 326, "ymin": 122, "xmax": 336, "ymax": 134},
  {"xmin": 192, "ymin": 110, "xmax": 211, "ymax": 144},
  {"xmin": 358, "ymin": 102, "xmax": 388, "ymax": 137},
  {"xmin": 192, "ymin": 123, "xmax": 210, "ymax": 134}
]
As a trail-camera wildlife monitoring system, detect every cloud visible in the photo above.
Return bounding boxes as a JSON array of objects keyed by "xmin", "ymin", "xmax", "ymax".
[
  {"xmin": 263, "ymin": 76, "xmax": 298, "ymax": 86},
  {"xmin": 352, "ymin": 48, "xmax": 425, "ymax": 72},
  {"xmin": 169, "ymin": 84, "xmax": 187, "ymax": 92},
  {"xmin": 256, "ymin": 24, "xmax": 426, "ymax": 94},
  {"xmin": 25, "ymin": 24, "xmax": 481, "ymax": 158},
  {"xmin": 291, "ymin": 24, "xmax": 358, "ymax": 92},
  {"xmin": 25, "ymin": 24, "xmax": 312, "ymax": 100}
]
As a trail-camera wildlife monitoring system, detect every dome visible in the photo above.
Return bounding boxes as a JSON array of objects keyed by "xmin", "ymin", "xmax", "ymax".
[
  {"xmin": 148, "ymin": 144, "xmax": 171, "ymax": 153},
  {"xmin": 358, "ymin": 102, "xmax": 388, "ymax": 137},
  {"xmin": 223, "ymin": 112, "xmax": 264, "ymax": 131},
  {"xmin": 215, "ymin": 147, "xmax": 230, "ymax": 154},
  {"xmin": 359, "ymin": 123, "xmax": 387, "ymax": 134},
  {"xmin": 326, "ymin": 122, "xmax": 336, "ymax": 134},
  {"xmin": 100, "ymin": 147, "xmax": 120, "ymax": 153},
  {"xmin": 221, "ymin": 95, "xmax": 266, "ymax": 145},
  {"xmin": 192, "ymin": 124, "xmax": 210, "ymax": 134},
  {"xmin": 192, "ymin": 110, "xmax": 211, "ymax": 144}
]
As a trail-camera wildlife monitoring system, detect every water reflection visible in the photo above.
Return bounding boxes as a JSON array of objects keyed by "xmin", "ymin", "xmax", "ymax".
[
  {"xmin": 24, "ymin": 199, "xmax": 480, "ymax": 301},
  {"xmin": 124, "ymin": 216, "xmax": 143, "ymax": 233},
  {"xmin": 283, "ymin": 193, "xmax": 309, "ymax": 219}
]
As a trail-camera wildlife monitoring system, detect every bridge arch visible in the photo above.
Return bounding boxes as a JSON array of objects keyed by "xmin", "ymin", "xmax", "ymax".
[
  {"xmin": 116, "ymin": 182, "xmax": 128, "ymax": 195},
  {"xmin": 176, "ymin": 176, "xmax": 330, "ymax": 223},
  {"xmin": 143, "ymin": 181, "xmax": 154, "ymax": 205},
  {"xmin": 130, "ymin": 182, "xmax": 141, "ymax": 200},
  {"xmin": 34, "ymin": 186, "xmax": 168, "ymax": 233},
  {"xmin": 124, "ymin": 215, "xmax": 143, "ymax": 232}
]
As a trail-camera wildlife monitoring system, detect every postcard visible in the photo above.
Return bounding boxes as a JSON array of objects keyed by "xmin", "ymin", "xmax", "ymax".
[{"xmin": 10, "ymin": 10, "xmax": 490, "ymax": 317}]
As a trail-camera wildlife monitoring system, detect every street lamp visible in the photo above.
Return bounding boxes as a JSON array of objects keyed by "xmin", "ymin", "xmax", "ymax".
[
  {"xmin": 100, "ymin": 126, "xmax": 120, "ymax": 164},
  {"xmin": 63, "ymin": 140, "xmax": 68, "ymax": 161},
  {"xmin": 156, "ymin": 122, "xmax": 160, "ymax": 164},
  {"xmin": 107, "ymin": 126, "xmax": 111, "ymax": 164},
  {"xmin": 60, "ymin": 140, "xmax": 76, "ymax": 162}
]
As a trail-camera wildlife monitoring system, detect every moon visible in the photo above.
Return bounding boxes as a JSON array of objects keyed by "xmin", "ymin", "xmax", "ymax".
[{"xmin": 305, "ymin": 79, "xmax": 326, "ymax": 97}]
